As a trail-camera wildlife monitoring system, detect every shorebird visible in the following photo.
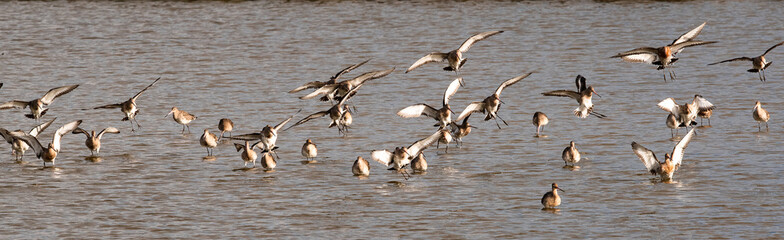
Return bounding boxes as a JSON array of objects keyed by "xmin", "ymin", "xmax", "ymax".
[
  {"xmin": 666, "ymin": 113, "xmax": 683, "ymax": 137},
  {"xmin": 456, "ymin": 71, "xmax": 533, "ymax": 128},
  {"xmin": 698, "ymin": 108, "xmax": 713, "ymax": 126},
  {"xmin": 657, "ymin": 95, "xmax": 713, "ymax": 130},
  {"xmin": 562, "ymin": 141, "xmax": 581, "ymax": 166},
  {"xmin": 16, "ymin": 120, "xmax": 82, "ymax": 167},
  {"xmin": 0, "ymin": 118, "xmax": 55, "ymax": 161},
  {"xmin": 411, "ymin": 153, "xmax": 427, "ymax": 172},
  {"xmin": 753, "ymin": 101, "xmax": 770, "ymax": 132},
  {"xmin": 533, "ymin": 112, "xmax": 549, "ymax": 136},
  {"xmin": 708, "ymin": 41, "xmax": 784, "ymax": 81},
  {"xmin": 234, "ymin": 141, "xmax": 259, "ymax": 168},
  {"xmin": 371, "ymin": 130, "xmax": 444, "ymax": 179},
  {"xmin": 299, "ymin": 68, "xmax": 394, "ymax": 102},
  {"xmin": 541, "ymin": 183, "xmax": 564, "ymax": 209},
  {"xmin": 258, "ymin": 150, "xmax": 277, "ymax": 171},
  {"xmin": 632, "ymin": 128, "xmax": 696, "ymax": 181},
  {"xmin": 92, "ymin": 77, "xmax": 161, "ymax": 132},
  {"xmin": 397, "ymin": 78, "xmax": 462, "ymax": 129},
  {"xmin": 450, "ymin": 114, "xmax": 475, "ymax": 147},
  {"xmin": 352, "ymin": 156, "xmax": 370, "ymax": 176},
  {"xmin": 287, "ymin": 84, "xmax": 363, "ymax": 135},
  {"xmin": 542, "ymin": 75, "xmax": 605, "ymax": 119},
  {"xmin": 0, "ymin": 84, "xmax": 79, "ymax": 121},
  {"xmin": 436, "ymin": 129, "xmax": 454, "ymax": 153},
  {"xmin": 611, "ymin": 22, "xmax": 716, "ymax": 81},
  {"xmin": 289, "ymin": 59, "xmax": 370, "ymax": 94},
  {"xmin": 233, "ymin": 110, "xmax": 299, "ymax": 154},
  {"xmin": 218, "ymin": 118, "xmax": 234, "ymax": 140},
  {"xmin": 301, "ymin": 139, "xmax": 317, "ymax": 162},
  {"xmin": 71, "ymin": 127, "xmax": 120, "ymax": 156},
  {"xmin": 200, "ymin": 129, "xmax": 218, "ymax": 156},
  {"xmin": 406, "ymin": 31, "xmax": 504, "ymax": 79},
  {"xmin": 164, "ymin": 107, "xmax": 197, "ymax": 134}
]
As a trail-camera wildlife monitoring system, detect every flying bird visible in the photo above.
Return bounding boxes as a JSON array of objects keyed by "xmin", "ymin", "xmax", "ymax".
[
  {"xmin": 542, "ymin": 75, "xmax": 605, "ymax": 119},
  {"xmin": 456, "ymin": 71, "xmax": 533, "ymax": 128},
  {"xmin": 287, "ymin": 84, "xmax": 363, "ymax": 135},
  {"xmin": 0, "ymin": 84, "xmax": 79, "ymax": 121},
  {"xmin": 289, "ymin": 59, "xmax": 371, "ymax": 93},
  {"xmin": 657, "ymin": 95, "xmax": 713, "ymax": 130},
  {"xmin": 299, "ymin": 68, "xmax": 394, "ymax": 102},
  {"xmin": 92, "ymin": 77, "xmax": 161, "ymax": 132},
  {"xmin": 0, "ymin": 118, "xmax": 55, "ymax": 161},
  {"xmin": 16, "ymin": 120, "xmax": 82, "ymax": 167},
  {"xmin": 708, "ymin": 41, "xmax": 784, "ymax": 81},
  {"xmin": 406, "ymin": 31, "xmax": 504, "ymax": 79},
  {"xmin": 397, "ymin": 78, "xmax": 462, "ymax": 129}
]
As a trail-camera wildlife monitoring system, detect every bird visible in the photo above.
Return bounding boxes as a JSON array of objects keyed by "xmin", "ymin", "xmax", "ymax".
[
  {"xmin": 299, "ymin": 68, "xmax": 394, "ymax": 102},
  {"xmin": 456, "ymin": 71, "xmax": 533, "ymax": 129},
  {"xmin": 562, "ymin": 141, "xmax": 581, "ymax": 167},
  {"xmin": 234, "ymin": 141, "xmax": 259, "ymax": 168},
  {"xmin": 450, "ymin": 114, "xmax": 476, "ymax": 147},
  {"xmin": 397, "ymin": 77, "xmax": 462, "ymax": 129},
  {"xmin": 287, "ymin": 84, "xmax": 363, "ymax": 136},
  {"xmin": 0, "ymin": 118, "xmax": 55, "ymax": 162},
  {"xmin": 218, "ymin": 118, "xmax": 234, "ymax": 140},
  {"xmin": 542, "ymin": 75, "xmax": 605, "ymax": 119},
  {"xmin": 632, "ymin": 128, "xmax": 696, "ymax": 181},
  {"xmin": 301, "ymin": 139, "xmax": 317, "ymax": 163},
  {"xmin": 92, "ymin": 77, "xmax": 161, "ymax": 132},
  {"xmin": 16, "ymin": 120, "xmax": 82, "ymax": 167},
  {"xmin": 436, "ymin": 129, "xmax": 453, "ymax": 153},
  {"xmin": 406, "ymin": 31, "xmax": 504, "ymax": 78},
  {"xmin": 289, "ymin": 59, "xmax": 371, "ymax": 94},
  {"xmin": 352, "ymin": 156, "xmax": 370, "ymax": 176},
  {"xmin": 708, "ymin": 41, "xmax": 784, "ymax": 81},
  {"xmin": 71, "ymin": 127, "xmax": 120, "ymax": 156},
  {"xmin": 541, "ymin": 183, "xmax": 564, "ymax": 209},
  {"xmin": 0, "ymin": 84, "xmax": 79, "ymax": 121},
  {"xmin": 533, "ymin": 112, "xmax": 549, "ymax": 137},
  {"xmin": 164, "ymin": 107, "xmax": 197, "ymax": 134},
  {"xmin": 698, "ymin": 107, "xmax": 713, "ymax": 126},
  {"xmin": 611, "ymin": 22, "xmax": 716, "ymax": 81},
  {"xmin": 753, "ymin": 101, "xmax": 770, "ymax": 132},
  {"xmin": 232, "ymin": 110, "xmax": 299, "ymax": 155},
  {"xmin": 411, "ymin": 153, "xmax": 427, "ymax": 173},
  {"xmin": 666, "ymin": 113, "xmax": 683, "ymax": 138},
  {"xmin": 657, "ymin": 95, "xmax": 713, "ymax": 130},
  {"xmin": 200, "ymin": 129, "xmax": 218, "ymax": 156},
  {"xmin": 258, "ymin": 150, "xmax": 277, "ymax": 171},
  {"xmin": 371, "ymin": 130, "xmax": 445, "ymax": 179}
]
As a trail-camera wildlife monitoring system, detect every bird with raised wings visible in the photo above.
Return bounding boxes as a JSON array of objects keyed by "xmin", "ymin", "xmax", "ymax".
[
  {"xmin": 0, "ymin": 84, "xmax": 79, "ymax": 121},
  {"xmin": 397, "ymin": 78, "xmax": 462, "ymax": 129},
  {"xmin": 708, "ymin": 41, "xmax": 784, "ymax": 81},
  {"xmin": 16, "ymin": 120, "xmax": 82, "ymax": 167},
  {"xmin": 231, "ymin": 110, "xmax": 300, "ymax": 155},
  {"xmin": 289, "ymin": 59, "xmax": 370, "ymax": 94},
  {"xmin": 286, "ymin": 84, "xmax": 363, "ymax": 136},
  {"xmin": 611, "ymin": 22, "xmax": 716, "ymax": 81},
  {"xmin": 632, "ymin": 128, "xmax": 696, "ymax": 181},
  {"xmin": 542, "ymin": 75, "xmax": 605, "ymax": 119},
  {"xmin": 299, "ymin": 68, "xmax": 394, "ymax": 102},
  {"xmin": 0, "ymin": 119, "xmax": 55, "ymax": 162},
  {"xmin": 657, "ymin": 94, "xmax": 714, "ymax": 130},
  {"xmin": 371, "ymin": 130, "xmax": 445, "ymax": 179},
  {"xmin": 406, "ymin": 31, "xmax": 503, "ymax": 79},
  {"xmin": 456, "ymin": 72, "xmax": 533, "ymax": 129},
  {"xmin": 92, "ymin": 77, "xmax": 161, "ymax": 132},
  {"xmin": 72, "ymin": 127, "xmax": 120, "ymax": 156}
]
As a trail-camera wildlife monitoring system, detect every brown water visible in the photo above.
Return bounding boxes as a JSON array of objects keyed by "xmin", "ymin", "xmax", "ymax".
[{"xmin": 1, "ymin": 0, "xmax": 783, "ymax": 238}]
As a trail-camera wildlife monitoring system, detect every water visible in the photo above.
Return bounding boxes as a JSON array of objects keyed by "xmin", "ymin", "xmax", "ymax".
[{"xmin": 1, "ymin": 0, "xmax": 783, "ymax": 238}]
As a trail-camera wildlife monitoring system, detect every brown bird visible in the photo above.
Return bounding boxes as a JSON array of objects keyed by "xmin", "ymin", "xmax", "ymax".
[
  {"xmin": 234, "ymin": 141, "xmax": 259, "ymax": 168},
  {"xmin": 371, "ymin": 130, "xmax": 445, "ymax": 179},
  {"xmin": 16, "ymin": 120, "xmax": 82, "ymax": 167},
  {"xmin": 449, "ymin": 114, "xmax": 476, "ymax": 147},
  {"xmin": 397, "ymin": 78, "xmax": 462, "ymax": 129},
  {"xmin": 72, "ymin": 127, "xmax": 120, "ymax": 156},
  {"xmin": 658, "ymin": 95, "xmax": 714, "ymax": 130},
  {"xmin": 92, "ymin": 77, "xmax": 161, "ymax": 132},
  {"xmin": 0, "ymin": 118, "xmax": 55, "ymax": 161},
  {"xmin": 218, "ymin": 118, "xmax": 234, "ymax": 140},
  {"xmin": 562, "ymin": 141, "xmax": 581, "ymax": 167},
  {"xmin": 287, "ymin": 84, "xmax": 363, "ymax": 136},
  {"xmin": 301, "ymin": 139, "xmax": 317, "ymax": 162},
  {"xmin": 352, "ymin": 156, "xmax": 370, "ymax": 176},
  {"xmin": 456, "ymin": 71, "xmax": 533, "ymax": 129},
  {"xmin": 0, "ymin": 84, "xmax": 79, "ymax": 121},
  {"xmin": 200, "ymin": 129, "xmax": 218, "ymax": 156},
  {"xmin": 289, "ymin": 59, "xmax": 370, "ymax": 94},
  {"xmin": 232, "ymin": 110, "xmax": 300, "ymax": 154},
  {"xmin": 632, "ymin": 128, "xmax": 696, "ymax": 181},
  {"xmin": 406, "ymin": 31, "xmax": 504, "ymax": 78},
  {"xmin": 708, "ymin": 41, "xmax": 784, "ymax": 81},
  {"xmin": 411, "ymin": 153, "xmax": 427, "ymax": 173},
  {"xmin": 164, "ymin": 107, "xmax": 197, "ymax": 134},
  {"xmin": 533, "ymin": 112, "xmax": 549, "ymax": 136},
  {"xmin": 541, "ymin": 183, "xmax": 564, "ymax": 209},
  {"xmin": 753, "ymin": 101, "xmax": 771, "ymax": 132},
  {"xmin": 611, "ymin": 22, "xmax": 716, "ymax": 81},
  {"xmin": 542, "ymin": 75, "xmax": 605, "ymax": 119},
  {"xmin": 258, "ymin": 150, "xmax": 277, "ymax": 171}
]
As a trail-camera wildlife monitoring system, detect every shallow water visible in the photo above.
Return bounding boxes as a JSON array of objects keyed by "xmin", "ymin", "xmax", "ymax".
[{"xmin": 1, "ymin": 0, "xmax": 783, "ymax": 238}]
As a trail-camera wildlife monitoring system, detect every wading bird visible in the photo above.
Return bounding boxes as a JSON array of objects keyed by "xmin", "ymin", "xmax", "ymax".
[
  {"xmin": 71, "ymin": 127, "xmax": 120, "ymax": 156},
  {"xmin": 631, "ymin": 128, "xmax": 696, "ymax": 181},
  {"xmin": 0, "ymin": 119, "xmax": 55, "ymax": 161},
  {"xmin": 371, "ymin": 130, "xmax": 445, "ymax": 179},
  {"xmin": 542, "ymin": 75, "xmax": 605, "ymax": 119},
  {"xmin": 164, "ymin": 107, "xmax": 197, "ymax": 134},
  {"xmin": 752, "ymin": 101, "xmax": 770, "ymax": 132},
  {"xmin": 657, "ymin": 95, "xmax": 713, "ymax": 130},
  {"xmin": 299, "ymin": 68, "xmax": 394, "ymax": 102},
  {"xmin": 17, "ymin": 120, "xmax": 82, "ymax": 167},
  {"xmin": 289, "ymin": 59, "xmax": 370, "ymax": 94},
  {"xmin": 0, "ymin": 85, "xmax": 79, "ymax": 121},
  {"xmin": 541, "ymin": 183, "xmax": 564, "ymax": 209},
  {"xmin": 92, "ymin": 77, "xmax": 161, "ymax": 132}
]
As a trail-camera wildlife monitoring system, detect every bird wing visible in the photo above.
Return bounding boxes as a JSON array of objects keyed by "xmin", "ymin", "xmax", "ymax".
[
  {"xmin": 0, "ymin": 100, "xmax": 30, "ymax": 110},
  {"xmin": 30, "ymin": 118, "xmax": 56, "ymax": 137},
  {"xmin": 443, "ymin": 78, "xmax": 462, "ymax": 106},
  {"xmin": 371, "ymin": 150, "xmax": 393, "ymax": 166},
  {"xmin": 0, "ymin": 128, "xmax": 17, "ymax": 144},
  {"xmin": 332, "ymin": 59, "xmax": 371, "ymax": 81},
  {"xmin": 300, "ymin": 84, "xmax": 338, "ymax": 100},
  {"xmin": 407, "ymin": 130, "xmax": 443, "ymax": 156},
  {"xmin": 670, "ymin": 41, "xmax": 717, "ymax": 55},
  {"xmin": 575, "ymin": 75, "xmax": 587, "ymax": 92},
  {"xmin": 273, "ymin": 110, "xmax": 300, "ymax": 131},
  {"xmin": 92, "ymin": 103, "xmax": 123, "ymax": 109},
  {"xmin": 397, "ymin": 104, "xmax": 439, "ymax": 119},
  {"xmin": 284, "ymin": 111, "xmax": 329, "ymax": 131},
  {"xmin": 671, "ymin": 22, "xmax": 707, "ymax": 45},
  {"xmin": 230, "ymin": 133, "xmax": 262, "ymax": 141},
  {"xmin": 670, "ymin": 128, "xmax": 696, "ymax": 167},
  {"xmin": 97, "ymin": 127, "xmax": 121, "ymax": 139},
  {"xmin": 692, "ymin": 95, "xmax": 715, "ymax": 111},
  {"xmin": 494, "ymin": 71, "xmax": 532, "ymax": 97},
  {"xmin": 131, "ymin": 77, "xmax": 162, "ymax": 101},
  {"xmin": 542, "ymin": 90, "xmax": 580, "ymax": 101},
  {"xmin": 707, "ymin": 57, "xmax": 753, "ymax": 65},
  {"xmin": 343, "ymin": 68, "xmax": 395, "ymax": 87},
  {"xmin": 289, "ymin": 81, "xmax": 326, "ymax": 93},
  {"xmin": 52, "ymin": 120, "xmax": 82, "ymax": 152},
  {"xmin": 456, "ymin": 102, "xmax": 485, "ymax": 121},
  {"xmin": 762, "ymin": 41, "xmax": 784, "ymax": 56},
  {"xmin": 457, "ymin": 30, "xmax": 504, "ymax": 53},
  {"xmin": 72, "ymin": 127, "xmax": 92, "ymax": 138},
  {"xmin": 40, "ymin": 85, "xmax": 79, "ymax": 105},
  {"xmin": 631, "ymin": 141, "xmax": 660, "ymax": 173},
  {"xmin": 611, "ymin": 47, "xmax": 659, "ymax": 63},
  {"xmin": 336, "ymin": 83, "xmax": 364, "ymax": 107},
  {"xmin": 16, "ymin": 135, "xmax": 44, "ymax": 158},
  {"xmin": 657, "ymin": 98, "xmax": 680, "ymax": 115},
  {"xmin": 406, "ymin": 52, "xmax": 448, "ymax": 73}
]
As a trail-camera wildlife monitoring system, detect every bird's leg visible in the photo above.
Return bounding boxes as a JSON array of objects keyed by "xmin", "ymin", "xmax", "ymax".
[
  {"xmin": 758, "ymin": 123, "xmax": 762, "ymax": 131},
  {"xmin": 766, "ymin": 122, "xmax": 769, "ymax": 132},
  {"xmin": 671, "ymin": 69, "xmax": 677, "ymax": 80},
  {"xmin": 707, "ymin": 118, "xmax": 711, "ymax": 126},
  {"xmin": 541, "ymin": 125, "xmax": 545, "ymax": 134},
  {"xmin": 206, "ymin": 148, "xmax": 210, "ymax": 156},
  {"xmin": 670, "ymin": 129, "xmax": 674, "ymax": 138},
  {"xmin": 496, "ymin": 114, "xmax": 509, "ymax": 126},
  {"xmin": 187, "ymin": 125, "xmax": 191, "ymax": 134},
  {"xmin": 445, "ymin": 144, "xmax": 449, "ymax": 153},
  {"xmin": 663, "ymin": 72, "xmax": 667, "ymax": 82}
]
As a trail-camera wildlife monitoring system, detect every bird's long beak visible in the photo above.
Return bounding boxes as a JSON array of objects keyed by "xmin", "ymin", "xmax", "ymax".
[
  {"xmin": 557, "ymin": 187, "xmax": 565, "ymax": 192},
  {"xmin": 163, "ymin": 111, "xmax": 173, "ymax": 118},
  {"xmin": 592, "ymin": 89, "xmax": 602, "ymax": 98}
]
